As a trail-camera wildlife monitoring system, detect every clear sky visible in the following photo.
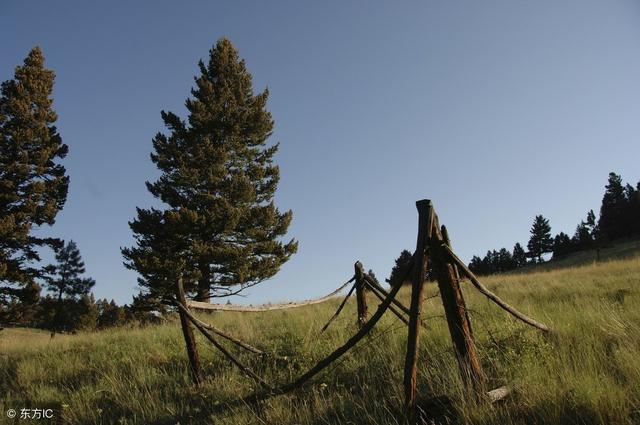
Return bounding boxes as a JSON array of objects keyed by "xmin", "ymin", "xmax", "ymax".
[{"xmin": 2, "ymin": 1, "xmax": 640, "ymax": 305}]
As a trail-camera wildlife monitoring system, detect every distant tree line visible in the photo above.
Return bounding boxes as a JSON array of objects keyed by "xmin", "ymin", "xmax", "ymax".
[
  {"xmin": 467, "ymin": 172, "xmax": 640, "ymax": 276},
  {"xmin": 384, "ymin": 171, "xmax": 639, "ymax": 282}
]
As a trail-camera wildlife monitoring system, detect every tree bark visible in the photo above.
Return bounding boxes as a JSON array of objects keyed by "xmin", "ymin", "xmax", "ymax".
[
  {"xmin": 403, "ymin": 199, "xmax": 433, "ymax": 424},
  {"xmin": 176, "ymin": 276, "xmax": 203, "ymax": 386},
  {"xmin": 195, "ymin": 261, "xmax": 211, "ymax": 302}
]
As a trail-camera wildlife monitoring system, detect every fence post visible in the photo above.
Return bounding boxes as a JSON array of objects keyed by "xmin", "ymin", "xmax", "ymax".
[
  {"xmin": 176, "ymin": 276, "xmax": 204, "ymax": 386},
  {"xmin": 354, "ymin": 261, "xmax": 368, "ymax": 327},
  {"xmin": 432, "ymin": 223, "xmax": 486, "ymax": 395},
  {"xmin": 403, "ymin": 199, "xmax": 433, "ymax": 424}
]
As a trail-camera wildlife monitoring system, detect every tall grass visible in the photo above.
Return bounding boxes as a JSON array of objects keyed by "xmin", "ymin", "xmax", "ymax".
[{"xmin": 1, "ymin": 255, "xmax": 639, "ymax": 424}]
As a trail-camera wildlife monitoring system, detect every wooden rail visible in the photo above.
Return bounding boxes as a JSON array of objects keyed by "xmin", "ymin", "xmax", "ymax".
[{"xmin": 186, "ymin": 277, "xmax": 354, "ymax": 312}]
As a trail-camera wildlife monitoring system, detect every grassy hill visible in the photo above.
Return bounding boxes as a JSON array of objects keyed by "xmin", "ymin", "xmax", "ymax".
[
  {"xmin": 523, "ymin": 237, "xmax": 640, "ymax": 272},
  {"xmin": 2, "ymin": 252, "xmax": 640, "ymax": 424}
]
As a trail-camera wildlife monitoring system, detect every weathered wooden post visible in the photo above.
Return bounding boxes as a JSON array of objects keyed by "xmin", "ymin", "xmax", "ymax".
[
  {"xmin": 431, "ymin": 222, "xmax": 486, "ymax": 394},
  {"xmin": 441, "ymin": 225, "xmax": 460, "ymax": 281},
  {"xmin": 403, "ymin": 200, "xmax": 433, "ymax": 424},
  {"xmin": 354, "ymin": 261, "xmax": 368, "ymax": 327},
  {"xmin": 176, "ymin": 276, "xmax": 204, "ymax": 386}
]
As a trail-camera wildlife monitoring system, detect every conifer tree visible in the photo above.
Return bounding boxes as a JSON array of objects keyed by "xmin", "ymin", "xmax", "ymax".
[
  {"xmin": 386, "ymin": 249, "xmax": 413, "ymax": 287},
  {"xmin": 468, "ymin": 255, "xmax": 484, "ymax": 275},
  {"xmin": 73, "ymin": 293, "xmax": 99, "ymax": 331},
  {"xmin": 552, "ymin": 232, "xmax": 573, "ymax": 259},
  {"xmin": 598, "ymin": 172, "xmax": 628, "ymax": 240},
  {"xmin": 97, "ymin": 299, "xmax": 125, "ymax": 328},
  {"xmin": 45, "ymin": 240, "xmax": 95, "ymax": 332},
  {"xmin": 632, "ymin": 182, "xmax": 640, "ymax": 235},
  {"xmin": 0, "ymin": 47, "xmax": 69, "ymax": 302},
  {"xmin": 123, "ymin": 39, "xmax": 297, "ymax": 302},
  {"xmin": 496, "ymin": 247, "xmax": 514, "ymax": 272},
  {"xmin": 512, "ymin": 243, "xmax": 527, "ymax": 268},
  {"xmin": 527, "ymin": 215, "xmax": 553, "ymax": 263},
  {"xmin": 367, "ymin": 269, "xmax": 380, "ymax": 287},
  {"xmin": 586, "ymin": 209, "xmax": 597, "ymax": 233}
]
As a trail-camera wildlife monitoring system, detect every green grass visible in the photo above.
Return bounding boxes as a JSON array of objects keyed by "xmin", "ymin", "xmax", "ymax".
[{"xmin": 2, "ymin": 252, "xmax": 640, "ymax": 424}]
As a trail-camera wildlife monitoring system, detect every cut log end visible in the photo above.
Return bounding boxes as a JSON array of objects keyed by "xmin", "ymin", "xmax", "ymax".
[{"xmin": 487, "ymin": 386, "xmax": 511, "ymax": 403}]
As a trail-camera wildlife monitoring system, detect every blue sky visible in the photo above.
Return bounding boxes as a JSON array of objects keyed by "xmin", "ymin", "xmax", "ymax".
[{"xmin": 2, "ymin": 1, "xmax": 640, "ymax": 304}]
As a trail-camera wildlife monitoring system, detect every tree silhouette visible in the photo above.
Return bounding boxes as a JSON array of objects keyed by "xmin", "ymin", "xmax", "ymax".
[
  {"xmin": 386, "ymin": 249, "xmax": 413, "ymax": 287},
  {"xmin": 598, "ymin": 172, "xmax": 628, "ymax": 241},
  {"xmin": 468, "ymin": 255, "xmax": 484, "ymax": 275},
  {"xmin": 527, "ymin": 215, "xmax": 553, "ymax": 263},
  {"xmin": 512, "ymin": 243, "xmax": 527, "ymax": 268},
  {"xmin": 552, "ymin": 232, "xmax": 573, "ymax": 259}
]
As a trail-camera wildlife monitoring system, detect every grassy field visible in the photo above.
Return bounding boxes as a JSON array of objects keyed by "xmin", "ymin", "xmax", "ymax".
[{"xmin": 2, "ymin": 251, "xmax": 640, "ymax": 424}]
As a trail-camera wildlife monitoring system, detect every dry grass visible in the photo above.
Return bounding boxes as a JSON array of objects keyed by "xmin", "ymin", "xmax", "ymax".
[{"xmin": 2, "ymin": 253, "xmax": 640, "ymax": 424}]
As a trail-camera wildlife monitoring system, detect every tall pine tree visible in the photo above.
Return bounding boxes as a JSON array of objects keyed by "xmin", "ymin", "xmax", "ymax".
[
  {"xmin": 0, "ymin": 47, "xmax": 69, "ymax": 302},
  {"xmin": 45, "ymin": 240, "xmax": 95, "ymax": 332},
  {"xmin": 598, "ymin": 172, "xmax": 628, "ymax": 241},
  {"xmin": 123, "ymin": 39, "xmax": 297, "ymax": 302},
  {"xmin": 527, "ymin": 215, "xmax": 553, "ymax": 263}
]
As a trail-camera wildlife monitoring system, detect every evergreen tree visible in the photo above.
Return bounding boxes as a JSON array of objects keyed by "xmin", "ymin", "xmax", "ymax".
[
  {"xmin": 73, "ymin": 293, "xmax": 99, "ymax": 331},
  {"xmin": 123, "ymin": 39, "xmax": 297, "ymax": 302},
  {"xmin": 585, "ymin": 209, "xmax": 597, "ymax": 233},
  {"xmin": 496, "ymin": 248, "xmax": 514, "ymax": 272},
  {"xmin": 98, "ymin": 299, "xmax": 125, "ymax": 328},
  {"xmin": 367, "ymin": 269, "xmax": 380, "ymax": 287},
  {"xmin": 0, "ymin": 47, "xmax": 69, "ymax": 301},
  {"xmin": 623, "ymin": 183, "xmax": 639, "ymax": 236},
  {"xmin": 386, "ymin": 249, "xmax": 413, "ymax": 287},
  {"xmin": 632, "ymin": 182, "xmax": 640, "ymax": 235},
  {"xmin": 129, "ymin": 291, "xmax": 166, "ymax": 324},
  {"xmin": 468, "ymin": 255, "xmax": 484, "ymax": 275},
  {"xmin": 572, "ymin": 223, "xmax": 591, "ymax": 250},
  {"xmin": 598, "ymin": 172, "xmax": 628, "ymax": 240},
  {"xmin": 552, "ymin": 232, "xmax": 573, "ymax": 259},
  {"xmin": 512, "ymin": 243, "xmax": 527, "ymax": 268},
  {"xmin": 0, "ymin": 281, "xmax": 41, "ymax": 326},
  {"xmin": 527, "ymin": 215, "xmax": 553, "ymax": 263},
  {"xmin": 45, "ymin": 240, "xmax": 95, "ymax": 332}
]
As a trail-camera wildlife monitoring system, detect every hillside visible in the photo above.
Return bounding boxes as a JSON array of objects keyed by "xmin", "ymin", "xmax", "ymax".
[
  {"xmin": 522, "ymin": 237, "xmax": 640, "ymax": 272},
  {"xmin": 2, "ymin": 253, "xmax": 640, "ymax": 424}
]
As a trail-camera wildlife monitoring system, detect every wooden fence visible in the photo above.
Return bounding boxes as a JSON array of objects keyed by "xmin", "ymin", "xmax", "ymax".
[{"xmin": 174, "ymin": 199, "xmax": 551, "ymax": 424}]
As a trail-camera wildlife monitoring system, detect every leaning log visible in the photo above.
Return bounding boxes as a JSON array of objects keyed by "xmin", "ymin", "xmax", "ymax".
[
  {"xmin": 176, "ymin": 276, "xmax": 203, "ymax": 386},
  {"xmin": 364, "ymin": 280, "xmax": 409, "ymax": 325},
  {"xmin": 363, "ymin": 274, "xmax": 411, "ymax": 316},
  {"xmin": 263, "ymin": 259, "xmax": 415, "ymax": 397},
  {"xmin": 442, "ymin": 244, "xmax": 551, "ymax": 332},
  {"xmin": 320, "ymin": 282, "xmax": 357, "ymax": 333},
  {"xmin": 176, "ymin": 301, "xmax": 273, "ymax": 390}
]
